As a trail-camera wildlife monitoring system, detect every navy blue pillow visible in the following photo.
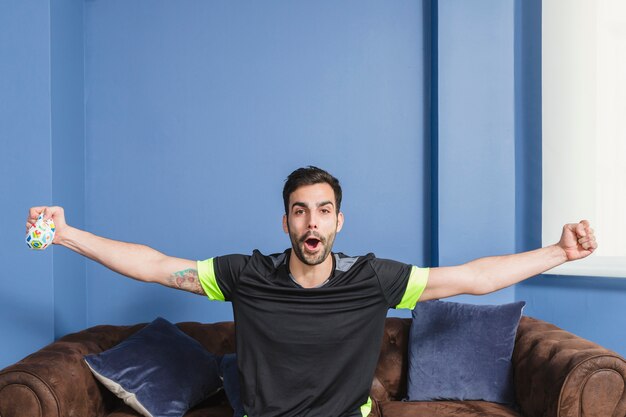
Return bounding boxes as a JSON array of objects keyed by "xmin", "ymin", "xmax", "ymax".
[
  {"xmin": 84, "ymin": 317, "xmax": 222, "ymax": 417},
  {"xmin": 219, "ymin": 353, "xmax": 245, "ymax": 417},
  {"xmin": 407, "ymin": 300, "xmax": 525, "ymax": 404}
]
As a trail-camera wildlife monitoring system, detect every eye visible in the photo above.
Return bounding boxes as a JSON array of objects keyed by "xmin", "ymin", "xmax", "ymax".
[
  {"xmin": 320, "ymin": 208, "xmax": 331, "ymax": 214},
  {"xmin": 294, "ymin": 209, "xmax": 305, "ymax": 215}
]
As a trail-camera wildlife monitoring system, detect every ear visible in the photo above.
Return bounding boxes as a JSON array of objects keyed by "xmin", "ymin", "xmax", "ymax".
[
  {"xmin": 282, "ymin": 214, "xmax": 289, "ymax": 234},
  {"xmin": 336, "ymin": 211, "xmax": 344, "ymax": 233}
]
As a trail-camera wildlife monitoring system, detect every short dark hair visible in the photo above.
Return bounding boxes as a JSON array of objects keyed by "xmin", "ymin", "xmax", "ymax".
[{"xmin": 283, "ymin": 166, "xmax": 342, "ymax": 215}]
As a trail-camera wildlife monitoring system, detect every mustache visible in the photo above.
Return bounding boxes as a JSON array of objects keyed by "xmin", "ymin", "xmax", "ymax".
[{"xmin": 299, "ymin": 231, "xmax": 325, "ymax": 244}]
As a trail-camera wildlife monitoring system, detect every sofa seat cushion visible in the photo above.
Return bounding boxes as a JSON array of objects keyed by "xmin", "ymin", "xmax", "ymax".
[{"xmin": 379, "ymin": 400, "xmax": 523, "ymax": 417}]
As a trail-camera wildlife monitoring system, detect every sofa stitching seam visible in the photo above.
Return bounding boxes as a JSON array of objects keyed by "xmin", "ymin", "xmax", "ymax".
[
  {"xmin": 0, "ymin": 369, "xmax": 60, "ymax": 417},
  {"xmin": 0, "ymin": 382, "xmax": 43, "ymax": 417},
  {"xmin": 558, "ymin": 354, "xmax": 625, "ymax": 417}
]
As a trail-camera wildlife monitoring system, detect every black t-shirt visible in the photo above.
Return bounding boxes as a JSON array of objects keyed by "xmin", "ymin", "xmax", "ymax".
[{"xmin": 197, "ymin": 249, "xmax": 428, "ymax": 417}]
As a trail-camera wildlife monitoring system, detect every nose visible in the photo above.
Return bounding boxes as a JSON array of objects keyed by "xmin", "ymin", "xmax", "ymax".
[{"xmin": 307, "ymin": 212, "xmax": 318, "ymax": 230}]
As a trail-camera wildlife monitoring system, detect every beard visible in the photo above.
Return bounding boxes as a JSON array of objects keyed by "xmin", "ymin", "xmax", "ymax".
[{"xmin": 288, "ymin": 227, "xmax": 336, "ymax": 266}]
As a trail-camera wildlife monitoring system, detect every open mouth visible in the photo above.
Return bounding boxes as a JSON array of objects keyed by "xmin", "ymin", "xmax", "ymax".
[{"xmin": 304, "ymin": 237, "xmax": 321, "ymax": 251}]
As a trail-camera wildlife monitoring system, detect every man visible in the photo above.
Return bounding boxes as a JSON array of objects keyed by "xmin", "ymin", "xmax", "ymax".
[{"xmin": 27, "ymin": 166, "xmax": 597, "ymax": 417}]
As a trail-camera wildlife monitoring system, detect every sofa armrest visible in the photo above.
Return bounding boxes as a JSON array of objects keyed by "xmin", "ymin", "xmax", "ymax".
[
  {"xmin": 513, "ymin": 316, "xmax": 626, "ymax": 417},
  {"xmin": 0, "ymin": 323, "xmax": 144, "ymax": 417}
]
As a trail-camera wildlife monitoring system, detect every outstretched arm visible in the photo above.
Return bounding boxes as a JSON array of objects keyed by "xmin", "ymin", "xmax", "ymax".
[
  {"xmin": 26, "ymin": 206, "xmax": 206, "ymax": 295},
  {"xmin": 420, "ymin": 220, "xmax": 597, "ymax": 301}
]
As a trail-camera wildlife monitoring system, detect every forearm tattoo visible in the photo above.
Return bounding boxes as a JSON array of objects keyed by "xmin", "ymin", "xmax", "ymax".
[{"xmin": 168, "ymin": 268, "xmax": 205, "ymax": 295}]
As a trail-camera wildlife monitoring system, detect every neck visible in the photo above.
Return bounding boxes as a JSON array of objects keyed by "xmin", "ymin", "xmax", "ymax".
[{"xmin": 288, "ymin": 250, "xmax": 334, "ymax": 288}]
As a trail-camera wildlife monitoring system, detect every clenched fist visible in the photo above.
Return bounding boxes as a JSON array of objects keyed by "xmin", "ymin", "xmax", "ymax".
[
  {"xmin": 557, "ymin": 220, "xmax": 597, "ymax": 261},
  {"xmin": 26, "ymin": 206, "xmax": 68, "ymax": 245}
]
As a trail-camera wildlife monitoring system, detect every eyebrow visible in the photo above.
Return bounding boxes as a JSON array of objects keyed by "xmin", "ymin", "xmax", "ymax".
[{"xmin": 291, "ymin": 200, "xmax": 335, "ymax": 210}]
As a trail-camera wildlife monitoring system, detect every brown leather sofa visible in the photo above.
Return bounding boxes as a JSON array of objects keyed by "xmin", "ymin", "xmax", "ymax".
[{"xmin": 0, "ymin": 317, "xmax": 625, "ymax": 417}]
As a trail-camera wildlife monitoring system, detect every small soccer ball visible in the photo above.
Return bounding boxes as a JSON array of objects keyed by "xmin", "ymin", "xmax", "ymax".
[{"xmin": 26, "ymin": 213, "xmax": 56, "ymax": 250}]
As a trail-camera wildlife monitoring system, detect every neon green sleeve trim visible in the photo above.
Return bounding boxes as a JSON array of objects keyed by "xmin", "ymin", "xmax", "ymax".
[
  {"xmin": 395, "ymin": 266, "xmax": 429, "ymax": 310},
  {"xmin": 360, "ymin": 396, "xmax": 372, "ymax": 417},
  {"xmin": 197, "ymin": 259, "xmax": 226, "ymax": 301}
]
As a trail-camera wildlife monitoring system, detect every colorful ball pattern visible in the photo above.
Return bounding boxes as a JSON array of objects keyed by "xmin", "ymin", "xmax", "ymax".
[{"xmin": 26, "ymin": 213, "xmax": 56, "ymax": 250}]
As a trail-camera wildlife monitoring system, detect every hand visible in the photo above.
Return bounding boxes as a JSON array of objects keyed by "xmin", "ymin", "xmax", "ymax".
[
  {"xmin": 26, "ymin": 206, "xmax": 68, "ymax": 244},
  {"xmin": 557, "ymin": 220, "xmax": 597, "ymax": 261}
]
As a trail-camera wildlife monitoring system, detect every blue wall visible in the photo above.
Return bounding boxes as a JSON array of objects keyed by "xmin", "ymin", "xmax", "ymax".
[
  {"xmin": 51, "ymin": 0, "xmax": 87, "ymax": 340},
  {"xmin": 82, "ymin": 0, "xmax": 431, "ymax": 325},
  {"xmin": 0, "ymin": 0, "xmax": 55, "ymax": 368},
  {"xmin": 1, "ymin": 0, "xmax": 624, "ymax": 368},
  {"xmin": 436, "ymin": 0, "xmax": 516, "ymax": 305}
]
